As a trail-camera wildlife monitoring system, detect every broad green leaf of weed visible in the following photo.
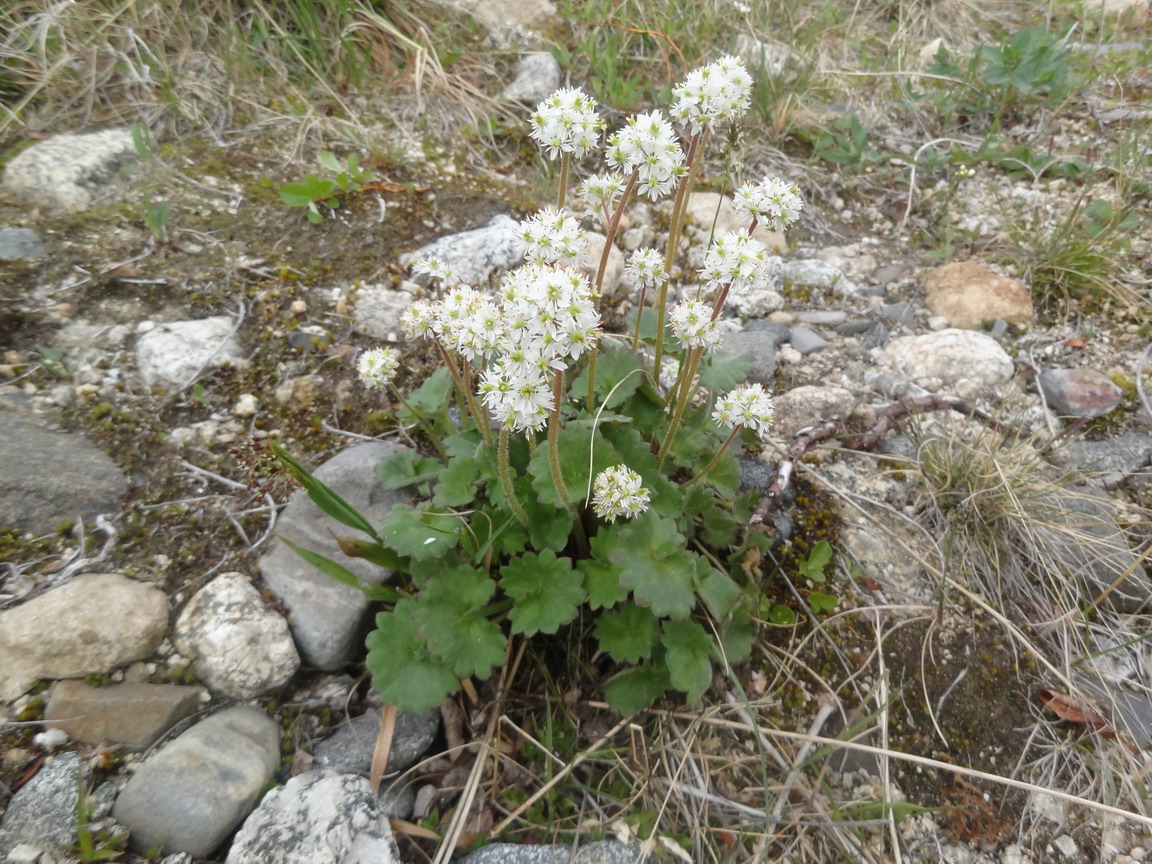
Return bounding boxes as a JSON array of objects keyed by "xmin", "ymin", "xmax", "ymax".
[
  {"xmin": 697, "ymin": 566, "xmax": 741, "ymax": 619},
  {"xmin": 594, "ymin": 603, "xmax": 658, "ymax": 662},
  {"xmin": 798, "ymin": 540, "xmax": 834, "ymax": 583},
  {"xmin": 523, "ymin": 493, "xmax": 574, "ymax": 552},
  {"xmin": 443, "ymin": 430, "xmax": 483, "ymax": 459},
  {"xmin": 680, "ymin": 483, "xmax": 714, "ymax": 517},
  {"xmin": 578, "ymin": 557, "xmax": 627, "ymax": 610},
  {"xmin": 500, "ymin": 549, "xmax": 585, "ymax": 636},
  {"xmin": 366, "ymin": 601, "xmax": 460, "ymax": 711},
  {"xmin": 571, "ymin": 348, "xmax": 647, "ymax": 408},
  {"xmin": 610, "ymin": 513, "xmax": 697, "ymax": 619},
  {"xmin": 528, "ymin": 425, "xmax": 616, "ymax": 507},
  {"xmin": 433, "ymin": 457, "xmax": 478, "ymax": 507},
  {"xmin": 377, "ymin": 450, "xmax": 442, "ymax": 490},
  {"xmin": 701, "ymin": 449, "xmax": 740, "ymax": 500},
  {"xmin": 662, "ymin": 619, "xmax": 713, "ymax": 699},
  {"xmin": 808, "ymin": 590, "xmax": 839, "ymax": 614},
  {"xmin": 413, "ymin": 565, "xmax": 504, "ymax": 678},
  {"xmin": 604, "ymin": 662, "xmax": 671, "ymax": 714},
  {"xmin": 698, "ymin": 505, "xmax": 739, "ymax": 549},
  {"xmin": 717, "ymin": 596, "xmax": 757, "ymax": 665},
  {"xmin": 698, "ymin": 350, "xmax": 750, "ymax": 391},
  {"xmin": 599, "ymin": 423, "xmax": 679, "ymax": 517},
  {"xmin": 400, "ymin": 367, "xmax": 452, "ymax": 416},
  {"xmin": 380, "ymin": 504, "xmax": 459, "ymax": 561}
]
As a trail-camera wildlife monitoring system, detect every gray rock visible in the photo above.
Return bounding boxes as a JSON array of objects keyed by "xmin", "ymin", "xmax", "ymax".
[
  {"xmin": 313, "ymin": 707, "xmax": 439, "ymax": 776},
  {"xmin": 0, "ymin": 752, "xmax": 80, "ymax": 856},
  {"xmin": 720, "ymin": 330, "xmax": 778, "ymax": 386},
  {"xmin": 0, "ymin": 572, "xmax": 169, "ymax": 701},
  {"xmin": 136, "ymin": 316, "xmax": 247, "ymax": 388},
  {"xmin": 723, "ymin": 257, "xmax": 786, "ymax": 319},
  {"xmin": 425, "ymin": 0, "xmax": 555, "ymax": 31},
  {"xmin": 732, "ymin": 34, "xmax": 803, "ymax": 81},
  {"xmin": 112, "ymin": 706, "xmax": 281, "ymax": 858},
  {"xmin": 1038, "ymin": 368, "xmax": 1124, "ymax": 418},
  {"xmin": 403, "ymin": 215, "xmax": 524, "ymax": 287},
  {"xmin": 880, "ymin": 301, "xmax": 916, "ymax": 326},
  {"xmin": 458, "ymin": 841, "xmax": 647, "ymax": 863},
  {"xmin": 881, "ymin": 329, "xmax": 1014, "ymax": 399},
  {"xmin": 258, "ymin": 441, "xmax": 414, "ymax": 669},
  {"xmin": 354, "ymin": 284, "xmax": 413, "ymax": 340},
  {"xmin": 2, "ymin": 129, "xmax": 137, "ymax": 213},
  {"xmin": 0, "ymin": 409, "xmax": 128, "ymax": 534},
  {"xmin": 172, "ymin": 571, "xmax": 300, "ymax": 699},
  {"xmin": 837, "ymin": 318, "xmax": 874, "ymax": 336},
  {"xmin": 226, "ymin": 771, "xmax": 400, "ymax": 864},
  {"xmin": 502, "ymin": 52, "xmax": 562, "ymax": 102},
  {"xmin": 789, "ymin": 326, "xmax": 828, "ymax": 355},
  {"xmin": 1065, "ymin": 432, "xmax": 1152, "ymax": 484},
  {"xmin": 782, "ymin": 259, "xmax": 857, "ymax": 296},
  {"xmin": 44, "ymin": 679, "xmax": 201, "ymax": 752},
  {"xmin": 795, "ymin": 310, "xmax": 846, "ymax": 325},
  {"xmin": 0, "ymin": 227, "xmax": 44, "ymax": 259},
  {"xmin": 855, "ymin": 322, "xmax": 890, "ymax": 354},
  {"xmin": 872, "ymin": 263, "xmax": 910, "ymax": 286},
  {"xmin": 773, "ymin": 385, "xmax": 857, "ymax": 438},
  {"xmin": 379, "ymin": 778, "xmax": 417, "ymax": 820}
]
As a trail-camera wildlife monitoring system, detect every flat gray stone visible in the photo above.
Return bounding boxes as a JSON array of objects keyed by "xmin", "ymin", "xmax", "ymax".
[
  {"xmin": 44, "ymin": 679, "xmax": 201, "ymax": 751},
  {"xmin": 0, "ymin": 409, "xmax": 128, "ymax": 535},
  {"xmin": 0, "ymin": 227, "xmax": 44, "ymax": 259},
  {"xmin": 720, "ymin": 330, "xmax": 778, "ymax": 386},
  {"xmin": 258, "ymin": 441, "xmax": 414, "ymax": 669},
  {"xmin": 313, "ymin": 706, "xmax": 439, "ymax": 776},
  {"xmin": 2, "ymin": 129, "xmax": 137, "ymax": 213},
  {"xmin": 502, "ymin": 52, "xmax": 562, "ymax": 102},
  {"xmin": 135, "ymin": 316, "xmax": 248, "ymax": 388},
  {"xmin": 782, "ymin": 258, "xmax": 857, "ymax": 296},
  {"xmin": 459, "ymin": 841, "xmax": 647, "ymax": 863},
  {"xmin": 795, "ymin": 310, "xmax": 846, "ymax": 325},
  {"xmin": 1065, "ymin": 432, "xmax": 1152, "ymax": 484},
  {"xmin": 773, "ymin": 385, "xmax": 857, "ymax": 439},
  {"xmin": 354, "ymin": 285, "xmax": 413, "ymax": 340},
  {"xmin": 0, "ymin": 752, "xmax": 80, "ymax": 856},
  {"xmin": 789, "ymin": 326, "xmax": 829, "ymax": 355},
  {"xmin": 402, "ymin": 215, "xmax": 524, "ymax": 287},
  {"xmin": 226, "ymin": 771, "xmax": 400, "ymax": 864},
  {"xmin": 112, "ymin": 706, "xmax": 281, "ymax": 858}
]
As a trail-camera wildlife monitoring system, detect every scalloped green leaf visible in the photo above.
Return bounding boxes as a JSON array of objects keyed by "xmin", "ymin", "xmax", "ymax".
[
  {"xmin": 662, "ymin": 619, "xmax": 713, "ymax": 699},
  {"xmin": 413, "ymin": 565, "xmax": 504, "ymax": 678},
  {"xmin": 500, "ymin": 550, "xmax": 584, "ymax": 636},
  {"xmin": 433, "ymin": 457, "xmax": 478, "ymax": 507},
  {"xmin": 698, "ymin": 350, "xmax": 751, "ymax": 391},
  {"xmin": 609, "ymin": 513, "xmax": 697, "ymax": 620},
  {"xmin": 604, "ymin": 662, "xmax": 671, "ymax": 714},
  {"xmin": 377, "ymin": 450, "xmax": 442, "ymax": 490},
  {"xmin": 528, "ymin": 425, "xmax": 616, "ymax": 507},
  {"xmin": 366, "ymin": 601, "xmax": 459, "ymax": 712},
  {"xmin": 380, "ymin": 504, "xmax": 459, "ymax": 561},
  {"xmin": 594, "ymin": 604, "xmax": 658, "ymax": 662}
]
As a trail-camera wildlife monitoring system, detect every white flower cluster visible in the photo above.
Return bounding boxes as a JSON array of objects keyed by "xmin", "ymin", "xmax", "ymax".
[
  {"xmin": 605, "ymin": 110, "xmax": 686, "ymax": 200},
  {"xmin": 592, "ymin": 465, "xmax": 650, "ymax": 522},
  {"xmin": 412, "ymin": 256, "xmax": 458, "ymax": 284},
  {"xmin": 670, "ymin": 55, "xmax": 753, "ymax": 134},
  {"xmin": 517, "ymin": 208, "xmax": 586, "ymax": 265},
  {"xmin": 699, "ymin": 230, "xmax": 771, "ymax": 293},
  {"xmin": 668, "ymin": 300, "xmax": 721, "ymax": 351},
  {"xmin": 624, "ymin": 247, "xmax": 667, "ymax": 289},
  {"xmin": 357, "ymin": 347, "xmax": 400, "ymax": 389},
  {"xmin": 713, "ymin": 383, "xmax": 774, "ymax": 438},
  {"xmin": 580, "ymin": 172, "xmax": 626, "ymax": 214},
  {"xmin": 733, "ymin": 176, "xmax": 804, "ymax": 232},
  {"xmin": 529, "ymin": 87, "xmax": 603, "ymax": 160}
]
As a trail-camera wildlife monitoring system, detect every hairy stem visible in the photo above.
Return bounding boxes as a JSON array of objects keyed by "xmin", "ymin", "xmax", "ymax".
[{"xmin": 498, "ymin": 426, "xmax": 529, "ymax": 526}]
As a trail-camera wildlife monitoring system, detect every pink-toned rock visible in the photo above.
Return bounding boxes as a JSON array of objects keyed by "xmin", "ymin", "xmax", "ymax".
[
  {"xmin": 923, "ymin": 262, "xmax": 1034, "ymax": 330},
  {"xmin": 44, "ymin": 680, "xmax": 201, "ymax": 751},
  {"xmin": 1038, "ymin": 368, "xmax": 1124, "ymax": 418}
]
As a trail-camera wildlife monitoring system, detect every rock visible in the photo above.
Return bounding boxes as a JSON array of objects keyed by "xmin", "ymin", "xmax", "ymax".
[
  {"xmin": 772, "ymin": 385, "xmax": 857, "ymax": 438},
  {"xmin": 923, "ymin": 261, "xmax": 1034, "ymax": 330},
  {"xmin": 403, "ymin": 214, "xmax": 524, "ymax": 287},
  {"xmin": 814, "ymin": 244, "xmax": 879, "ymax": 284},
  {"xmin": 721, "ymin": 330, "xmax": 780, "ymax": 386},
  {"xmin": 354, "ymin": 284, "xmax": 412, "ymax": 340},
  {"xmin": 135, "ymin": 316, "xmax": 247, "ymax": 388},
  {"xmin": 789, "ymin": 326, "xmax": 828, "ymax": 355},
  {"xmin": 683, "ymin": 191, "xmax": 787, "ymax": 253},
  {"xmin": 0, "ymin": 227, "xmax": 44, "ymax": 259},
  {"xmin": 0, "ymin": 573, "xmax": 169, "ymax": 701},
  {"xmin": 796, "ymin": 310, "xmax": 846, "ymax": 325},
  {"xmin": 258, "ymin": 441, "xmax": 414, "ymax": 670},
  {"xmin": 837, "ymin": 318, "xmax": 873, "ymax": 336},
  {"xmin": 872, "ymin": 263, "xmax": 911, "ymax": 287},
  {"xmin": 458, "ymin": 840, "xmax": 646, "ymax": 863},
  {"xmin": 425, "ymin": 0, "xmax": 555, "ymax": 30},
  {"xmin": 172, "ymin": 572, "xmax": 300, "ymax": 699},
  {"xmin": 226, "ymin": 771, "xmax": 400, "ymax": 864},
  {"xmin": 782, "ymin": 258, "xmax": 858, "ymax": 295},
  {"xmin": 112, "ymin": 706, "xmax": 281, "ymax": 858},
  {"xmin": 732, "ymin": 34, "xmax": 803, "ymax": 82},
  {"xmin": 44, "ymin": 680, "xmax": 201, "ymax": 751},
  {"xmin": 1037, "ymin": 368, "xmax": 1124, "ymax": 418},
  {"xmin": 1064, "ymin": 431, "xmax": 1152, "ymax": 483},
  {"xmin": 880, "ymin": 329, "xmax": 1014, "ymax": 398},
  {"xmin": 581, "ymin": 231, "xmax": 624, "ymax": 297},
  {"xmin": 502, "ymin": 52, "xmax": 562, "ymax": 102},
  {"xmin": 0, "ymin": 409, "xmax": 128, "ymax": 534},
  {"xmin": 0, "ymin": 752, "xmax": 80, "ymax": 856},
  {"xmin": 313, "ymin": 706, "xmax": 439, "ymax": 776},
  {"xmin": 2, "ymin": 129, "xmax": 137, "ymax": 213},
  {"xmin": 880, "ymin": 301, "xmax": 916, "ymax": 327}
]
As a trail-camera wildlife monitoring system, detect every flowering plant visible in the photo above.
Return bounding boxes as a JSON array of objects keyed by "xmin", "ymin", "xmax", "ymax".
[{"xmin": 275, "ymin": 56, "xmax": 803, "ymax": 713}]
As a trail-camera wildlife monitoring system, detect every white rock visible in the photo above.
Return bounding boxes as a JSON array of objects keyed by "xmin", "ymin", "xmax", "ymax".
[
  {"xmin": 502, "ymin": 52, "xmax": 562, "ymax": 102},
  {"xmin": 781, "ymin": 258, "xmax": 859, "ymax": 296},
  {"xmin": 2, "ymin": 129, "xmax": 136, "ymax": 213},
  {"xmin": 135, "ymin": 316, "xmax": 247, "ymax": 388},
  {"xmin": 772, "ymin": 386, "xmax": 857, "ymax": 438},
  {"xmin": 354, "ymin": 283, "xmax": 417, "ymax": 340},
  {"xmin": 881, "ymin": 329, "xmax": 1013, "ymax": 398},
  {"xmin": 173, "ymin": 572, "xmax": 300, "ymax": 699},
  {"xmin": 33, "ymin": 728, "xmax": 69, "ymax": 750},
  {"xmin": 1054, "ymin": 835, "xmax": 1078, "ymax": 858},
  {"xmin": 402, "ymin": 214, "xmax": 523, "ymax": 286},
  {"xmin": 233, "ymin": 394, "xmax": 259, "ymax": 417}
]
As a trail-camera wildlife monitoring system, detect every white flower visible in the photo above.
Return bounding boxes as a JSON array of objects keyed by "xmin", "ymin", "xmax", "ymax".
[
  {"xmin": 529, "ymin": 87, "xmax": 603, "ymax": 160},
  {"xmin": 624, "ymin": 247, "xmax": 668, "ymax": 289},
  {"xmin": 592, "ymin": 465, "xmax": 651, "ymax": 522},
  {"xmin": 713, "ymin": 383, "xmax": 774, "ymax": 438},
  {"xmin": 605, "ymin": 110, "xmax": 686, "ymax": 201},
  {"xmin": 699, "ymin": 230, "xmax": 771, "ymax": 293},
  {"xmin": 434, "ymin": 286, "xmax": 484, "ymax": 337},
  {"xmin": 668, "ymin": 300, "xmax": 721, "ymax": 351},
  {"xmin": 357, "ymin": 347, "xmax": 400, "ymax": 389},
  {"xmin": 670, "ymin": 55, "xmax": 753, "ymax": 134},
  {"xmin": 517, "ymin": 208, "xmax": 586, "ymax": 265},
  {"xmin": 580, "ymin": 172, "xmax": 626, "ymax": 214},
  {"xmin": 412, "ymin": 256, "xmax": 457, "ymax": 284},
  {"xmin": 733, "ymin": 176, "xmax": 804, "ymax": 232},
  {"xmin": 400, "ymin": 300, "xmax": 437, "ymax": 340},
  {"xmin": 480, "ymin": 363, "xmax": 551, "ymax": 433}
]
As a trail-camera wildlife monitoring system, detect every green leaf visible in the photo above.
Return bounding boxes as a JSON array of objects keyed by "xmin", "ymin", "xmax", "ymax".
[
  {"xmin": 413, "ymin": 565, "xmax": 505, "ymax": 678},
  {"xmin": 380, "ymin": 504, "xmax": 459, "ymax": 560},
  {"xmin": 717, "ymin": 597, "xmax": 757, "ymax": 665},
  {"xmin": 698, "ymin": 351, "xmax": 750, "ymax": 391},
  {"xmin": 528, "ymin": 425, "xmax": 615, "ymax": 507},
  {"xmin": 808, "ymin": 591, "xmax": 839, "ymax": 614},
  {"xmin": 798, "ymin": 540, "xmax": 834, "ymax": 583},
  {"xmin": 680, "ymin": 484, "xmax": 714, "ymax": 517},
  {"xmin": 443, "ymin": 430, "xmax": 483, "ymax": 459},
  {"xmin": 377, "ymin": 450, "xmax": 442, "ymax": 490},
  {"xmin": 401, "ymin": 368, "xmax": 452, "ymax": 417},
  {"xmin": 609, "ymin": 513, "xmax": 698, "ymax": 620},
  {"xmin": 662, "ymin": 619, "xmax": 713, "ymax": 699},
  {"xmin": 280, "ymin": 536, "xmax": 382, "ymax": 597},
  {"xmin": 318, "ymin": 150, "xmax": 342, "ymax": 173},
  {"xmin": 366, "ymin": 601, "xmax": 460, "ymax": 711},
  {"xmin": 768, "ymin": 604, "xmax": 796, "ymax": 626},
  {"xmin": 279, "ymin": 182, "xmax": 319, "ymax": 207},
  {"xmin": 604, "ymin": 662, "xmax": 671, "ymax": 714},
  {"xmin": 433, "ymin": 457, "xmax": 478, "ymax": 507},
  {"xmin": 698, "ymin": 505, "xmax": 739, "ymax": 549},
  {"xmin": 500, "ymin": 550, "xmax": 584, "ymax": 636},
  {"xmin": 697, "ymin": 567, "xmax": 741, "ymax": 619},
  {"xmin": 595, "ymin": 604, "xmax": 658, "ymax": 662},
  {"xmin": 572, "ymin": 348, "xmax": 647, "ymax": 408},
  {"xmin": 704, "ymin": 449, "xmax": 741, "ymax": 500},
  {"xmin": 598, "ymin": 424, "xmax": 679, "ymax": 518},
  {"xmin": 523, "ymin": 493, "xmax": 574, "ymax": 552},
  {"xmin": 577, "ymin": 538, "xmax": 628, "ymax": 610},
  {"xmin": 271, "ymin": 443, "xmax": 379, "ymax": 541}
]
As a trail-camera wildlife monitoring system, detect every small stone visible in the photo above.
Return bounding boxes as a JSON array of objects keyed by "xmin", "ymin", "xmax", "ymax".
[
  {"xmin": 32, "ymin": 728, "xmax": 69, "ymax": 750},
  {"xmin": 721, "ymin": 330, "xmax": 778, "ymax": 386},
  {"xmin": 837, "ymin": 318, "xmax": 874, "ymax": 336},
  {"xmin": 789, "ymin": 326, "xmax": 829, "ymax": 355},
  {"xmin": 233, "ymin": 393, "xmax": 259, "ymax": 417},
  {"xmin": 796, "ymin": 310, "xmax": 846, "ymax": 325},
  {"xmin": 683, "ymin": 192, "xmax": 787, "ymax": 253},
  {"xmin": 353, "ymin": 284, "xmax": 413, "ymax": 340},
  {"xmin": 882, "ymin": 329, "xmax": 1013, "ymax": 398},
  {"xmin": 44, "ymin": 680, "xmax": 201, "ymax": 752},
  {"xmin": 424, "ymin": 0, "xmax": 556, "ymax": 31},
  {"xmin": 782, "ymin": 259, "xmax": 858, "ymax": 295},
  {"xmin": 923, "ymin": 261, "xmax": 1034, "ymax": 329},
  {"xmin": 502, "ymin": 52, "xmax": 562, "ymax": 102},
  {"xmin": 1038, "ymin": 368, "xmax": 1124, "ymax": 418},
  {"xmin": 1053, "ymin": 835, "xmax": 1078, "ymax": 857},
  {"xmin": 0, "ymin": 752, "xmax": 80, "ymax": 856},
  {"xmin": 2, "ymin": 129, "xmax": 137, "ymax": 213},
  {"xmin": 313, "ymin": 707, "xmax": 439, "ymax": 776},
  {"xmin": 112, "ymin": 706, "xmax": 281, "ymax": 858},
  {"xmin": 135, "ymin": 316, "xmax": 247, "ymax": 388},
  {"xmin": 0, "ymin": 227, "xmax": 44, "ymax": 260},
  {"xmin": 773, "ymin": 386, "xmax": 856, "ymax": 438},
  {"xmin": 402, "ymin": 215, "xmax": 523, "ymax": 287},
  {"xmin": 880, "ymin": 301, "xmax": 916, "ymax": 326}
]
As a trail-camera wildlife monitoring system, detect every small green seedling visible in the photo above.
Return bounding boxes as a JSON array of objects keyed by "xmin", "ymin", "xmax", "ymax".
[{"xmin": 277, "ymin": 150, "xmax": 375, "ymax": 224}]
